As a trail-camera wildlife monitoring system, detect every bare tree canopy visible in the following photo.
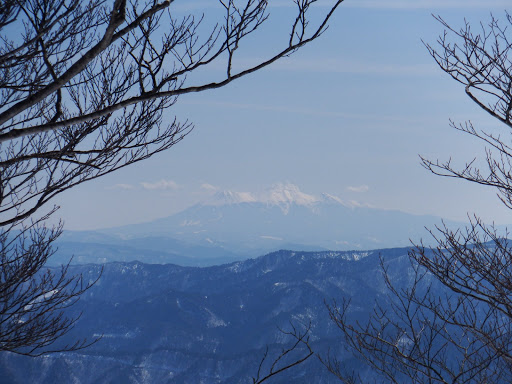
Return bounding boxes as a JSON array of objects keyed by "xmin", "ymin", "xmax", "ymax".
[
  {"xmin": 0, "ymin": 212, "xmax": 100, "ymax": 356},
  {"xmin": 325, "ymin": 237, "xmax": 512, "ymax": 384},
  {"xmin": 421, "ymin": 14, "xmax": 512, "ymax": 209},
  {"xmin": 322, "ymin": 12, "xmax": 512, "ymax": 384},
  {"xmin": 0, "ymin": 0, "xmax": 344, "ymax": 226},
  {"xmin": 0, "ymin": 0, "xmax": 344, "ymax": 355}
]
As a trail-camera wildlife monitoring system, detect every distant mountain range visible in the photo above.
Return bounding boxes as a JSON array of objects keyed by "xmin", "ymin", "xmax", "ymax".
[
  {"xmin": 1, "ymin": 247, "xmax": 424, "ymax": 384},
  {"xmin": 51, "ymin": 183, "xmax": 464, "ymax": 266}
]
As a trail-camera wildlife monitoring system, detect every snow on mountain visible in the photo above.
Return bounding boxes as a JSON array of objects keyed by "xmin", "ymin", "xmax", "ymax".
[
  {"xmin": 2, "ymin": 248, "xmax": 416, "ymax": 383},
  {"xmin": 320, "ymin": 192, "xmax": 359, "ymax": 207},
  {"xmin": 263, "ymin": 182, "xmax": 319, "ymax": 208},
  {"xmin": 90, "ymin": 182, "xmax": 467, "ymax": 261},
  {"xmin": 206, "ymin": 182, "xmax": 347, "ymax": 213},
  {"xmin": 209, "ymin": 190, "xmax": 258, "ymax": 205}
]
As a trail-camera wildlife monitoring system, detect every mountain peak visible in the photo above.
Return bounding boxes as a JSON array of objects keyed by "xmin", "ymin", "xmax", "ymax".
[
  {"xmin": 210, "ymin": 190, "xmax": 258, "ymax": 205},
  {"xmin": 204, "ymin": 183, "xmax": 350, "ymax": 213},
  {"xmin": 264, "ymin": 183, "xmax": 319, "ymax": 207}
]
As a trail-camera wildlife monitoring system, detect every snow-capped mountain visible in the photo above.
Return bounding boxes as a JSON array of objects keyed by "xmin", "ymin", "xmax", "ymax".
[
  {"xmin": 261, "ymin": 182, "xmax": 321, "ymax": 212},
  {"xmin": 209, "ymin": 190, "xmax": 259, "ymax": 205},
  {"xmin": 207, "ymin": 183, "xmax": 353, "ymax": 212},
  {"xmin": 67, "ymin": 183, "xmax": 464, "ymax": 264}
]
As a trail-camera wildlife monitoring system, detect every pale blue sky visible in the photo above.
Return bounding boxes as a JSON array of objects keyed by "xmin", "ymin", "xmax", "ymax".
[{"xmin": 54, "ymin": 0, "xmax": 512, "ymax": 230}]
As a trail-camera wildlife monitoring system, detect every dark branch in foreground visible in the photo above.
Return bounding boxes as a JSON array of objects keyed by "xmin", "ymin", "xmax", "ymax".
[
  {"xmin": 253, "ymin": 322, "xmax": 314, "ymax": 384},
  {"xmin": 0, "ymin": 0, "xmax": 344, "ymax": 355}
]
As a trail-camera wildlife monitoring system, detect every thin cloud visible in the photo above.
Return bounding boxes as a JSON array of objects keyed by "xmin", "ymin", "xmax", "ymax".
[
  {"xmin": 141, "ymin": 179, "xmax": 181, "ymax": 191},
  {"xmin": 143, "ymin": 0, "xmax": 507, "ymax": 14},
  {"xmin": 200, "ymin": 183, "xmax": 219, "ymax": 192},
  {"xmin": 173, "ymin": 0, "xmax": 337, "ymax": 11},
  {"xmin": 270, "ymin": 58, "xmax": 437, "ymax": 76},
  {"xmin": 208, "ymin": 56, "xmax": 438, "ymax": 77},
  {"xmin": 106, "ymin": 183, "xmax": 135, "ymax": 190},
  {"xmin": 347, "ymin": 185, "xmax": 369, "ymax": 193},
  {"xmin": 346, "ymin": 0, "xmax": 510, "ymax": 9},
  {"xmin": 181, "ymin": 99, "xmax": 424, "ymax": 124}
]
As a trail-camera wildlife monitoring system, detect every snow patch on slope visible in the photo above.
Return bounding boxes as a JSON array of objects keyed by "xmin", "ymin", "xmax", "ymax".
[
  {"xmin": 210, "ymin": 190, "xmax": 258, "ymax": 205},
  {"xmin": 205, "ymin": 308, "xmax": 227, "ymax": 328},
  {"xmin": 263, "ymin": 182, "xmax": 319, "ymax": 208}
]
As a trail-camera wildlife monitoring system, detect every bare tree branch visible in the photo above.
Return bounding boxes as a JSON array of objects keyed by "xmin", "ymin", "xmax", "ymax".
[
  {"xmin": 252, "ymin": 321, "xmax": 314, "ymax": 384},
  {"xmin": 322, "ymin": 12, "xmax": 512, "ymax": 384},
  {"xmin": 0, "ymin": 0, "xmax": 344, "ymax": 355}
]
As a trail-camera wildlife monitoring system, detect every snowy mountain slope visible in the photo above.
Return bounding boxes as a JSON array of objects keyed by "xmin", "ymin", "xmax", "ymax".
[
  {"xmin": 97, "ymin": 183, "xmax": 463, "ymax": 258},
  {"xmin": 1, "ymin": 247, "xmax": 420, "ymax": 384}
]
